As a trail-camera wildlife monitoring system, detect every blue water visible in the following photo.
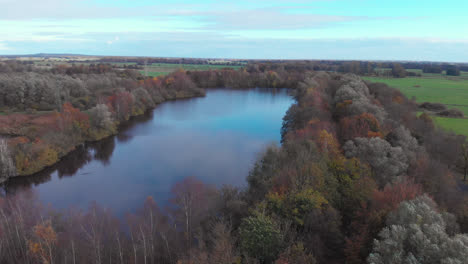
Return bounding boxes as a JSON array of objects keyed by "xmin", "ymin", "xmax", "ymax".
[{"xmin": 6, "ymin": 88, "xmax": 293, "ymax": 214}]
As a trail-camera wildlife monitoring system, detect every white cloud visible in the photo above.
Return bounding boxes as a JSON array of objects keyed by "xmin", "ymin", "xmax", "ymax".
[
  {"xmin": 107, "ymin": 36, "xmax": 120, "ymax": 45},
  {"xmin": 0, "ymin": 42, "xmax": 10, "ymax": 51},
  {"xmin": 0, "ymin": 0, "xmax": 368, "ymax": 30},
  {"xmin": 0, "ymin": 0, "xmax": 200, "ymax": 19},
  {"xmin": 200, "ymin": 9, "xmax": 357, "ymax": 30},
  {"xmin": 0, "ymin": 0, "xmax": 466, "ymax": 61}
]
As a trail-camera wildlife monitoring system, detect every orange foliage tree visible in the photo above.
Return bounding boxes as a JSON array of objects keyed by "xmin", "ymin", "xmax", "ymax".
[
  {"xmin": 55, "ymin": 102, "xmax": 90, "ymax": 133},
  {"xmin": 339, "ymin": 113, "xmax": 383, "ymax": 141},
  {"xmin": 28, "ymin": 221, "xmax": 57, "ymax": 264},
  {"xmin": 107, "ymin": 92, "xmax": 134, "ymax": 121},
  {"xmin": 344, "ymin": 178, "xmax": 423, "ymax": 264}
]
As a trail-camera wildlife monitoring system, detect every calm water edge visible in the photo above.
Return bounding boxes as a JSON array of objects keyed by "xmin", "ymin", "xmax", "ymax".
[{"xmin": 4, "ymin": 88, "xmax": 293, "ymax": 214}]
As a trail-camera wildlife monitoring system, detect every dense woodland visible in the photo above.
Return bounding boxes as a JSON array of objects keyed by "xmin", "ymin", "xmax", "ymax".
[{"xmin": 0, "ymin": 61, "xmax": 467, "ymax": 263}]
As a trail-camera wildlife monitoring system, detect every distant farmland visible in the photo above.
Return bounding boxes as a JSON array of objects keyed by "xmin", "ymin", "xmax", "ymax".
[
  {"xmin": 139, "ymin": 63, "xmax": 244, "ymax": 77},
  {"xmin": 28, "ymin": 57, "xmax": 244, "ymax": 77},
  {"xmin": 364, "ymin": 72, "xmax": 468, "ymax": 136}
]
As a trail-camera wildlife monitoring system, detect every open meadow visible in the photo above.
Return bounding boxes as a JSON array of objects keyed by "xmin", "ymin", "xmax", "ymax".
[
  {"xmin": 364, "ymin": 72, "xmax": 468, "ymax": 136},
  {"xmin": 139, "ymin": 62, "xmax": 244, "ymax": 77},
  {"xmin": 29, "ymin": 57, "xmax": 244, "ymax": 77}
]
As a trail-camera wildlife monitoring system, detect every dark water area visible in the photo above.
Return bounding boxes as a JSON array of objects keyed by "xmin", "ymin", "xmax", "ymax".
[{"xmin": 3, "ymin": 88, "xmax": 293, "ymax": 215}]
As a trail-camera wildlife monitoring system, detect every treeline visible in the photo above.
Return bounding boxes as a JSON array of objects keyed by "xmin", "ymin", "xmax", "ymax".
[
  {"xmin": 0, "ymin": 60, "xmax": 118, "ymax": 75},
  {"xmin": 99, "ymin": 57, "xmax": 247, "ymax": 66},
  {"xmin": 243, "ymin": 60, "xmax": 467, "ymax": 77},
  {"xmin": 406, "ymin": 62, "xmax": 468, "ymax": 73},
  {"xmin": 372, "ymin": 61, "xmax": 468, "ymax": 73},
  {"xmin": 0, "ymin": 71, "xmax": 467, "ymax": 263},
  {"xmin": 188, "ymin": 68, "xmax": 305, "ymax": 89},
  {"xmin": 422, "ymin": 65, "xmax": 462, "ymax": 76},
  {"xmin": 4, "ymin": 58, "xmax": 465, "ymax": 80}
]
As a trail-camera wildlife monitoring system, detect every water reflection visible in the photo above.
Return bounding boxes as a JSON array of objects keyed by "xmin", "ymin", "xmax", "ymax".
[
  {"xmin": 2, "ymin": 88, "xmax": 293, "ymax": 214},
  {"xmin": 3, "ymin": 113, "xmax": 150, "ymax": 194}
]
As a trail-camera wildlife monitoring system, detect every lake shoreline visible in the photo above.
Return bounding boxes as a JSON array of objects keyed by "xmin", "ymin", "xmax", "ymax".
[
  {"xmin": 1, "ymin": 90, "xmax": 206, "ymax": 184},
  {"xmin": 3, "ymin": 88, "xmax": 293, "ymax": 214}
]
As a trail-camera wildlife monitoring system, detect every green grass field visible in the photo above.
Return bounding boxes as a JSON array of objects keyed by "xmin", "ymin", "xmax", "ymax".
[
  {"xmin": 433, "ymin": 116, "xmax": 468, "ymax": 136},
  {"xmin": 138, "ymin": 71, "xmax": 168, "ymax": 77},
  {"xmin": 363, "ymin": 72, "xmax": 468, "ymax": 136},
  {"xmin": 31, "ymin": 59, "xmax": 243, "ymax": 77},
  {"xmin": 109, "ymin": 62, "xmax": 138, "ymax": 66},
  {"xmin": 138, "ymin": 63, "xmax": 243, "ymax": 77},
  {"xmin": 150, "ymin": 63, "xmax": 242, "ymax": 70}
]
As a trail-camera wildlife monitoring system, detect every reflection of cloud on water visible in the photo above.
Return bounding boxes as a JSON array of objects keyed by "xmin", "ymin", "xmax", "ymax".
[{"xmin": 131, "ymin": 130, "xmax": 270, "ymax": 185}]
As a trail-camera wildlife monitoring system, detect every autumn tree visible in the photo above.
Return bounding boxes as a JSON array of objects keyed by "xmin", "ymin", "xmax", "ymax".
[
  {"xmin": 266, "ymin": 71, "xmax": 282, "ymax": 88},
  {"xmin": 344, "ymin": 137, "xmax": 408, "ymax": 187},
  {"xmin": 266, "ymin": 188, "xmax": 329, "ymax": 226},
  {"xmin": 391, "ymin": 63, "xmax": 407, "ymax": 78},
  {"xmin": 55, "ymin": 102, "xmax": 90, "ymax": 137},
  {"xmin": 88, "ymin": 104, "xmax": 114, "ymax": 131},
  {"xmin": 333, "ymin": 78, "xmax": 386, "ymax": 122},
  {"xmin": 88, "ymin": 104, "xmax": 115, "ymax": 140},
  {"xmin": 181, "ymin": 221, "xmax": 238, "ymax": 264},
  {"xmin": 247, "ymin": 145, "xmax": 283, "ymax": 203},
  {"xmin": 0, "ymin": 190, "xmax": 45, "ymax": 263},
  {"xmin": 131, "ymin": 87, "xmax": 155, "ymax": 114},
  {"xmin": 239, "ymin": 213, "xmax": 283, "ymax": 263},
  {"xmin": 339, "ymin": 113, "xmax": 382, "ymax": 141},
  {"xmin": 386, "ymin": 126, "xmax": 419, "ymax": 159},
  {"xmin": 107, "ymin": 91, "xmax": 134, "ymax": 122},
  {"xmin": 345, "ymin": 178, "xmax": 423, "ymax": 264},
  {"xmin": 170, "ymin": 177, "xmax": 219, "ymax": 261},
  {"xmin": 317, "ymin": 129, "xmax": 341, "ymax": 157},
  {"xmin": 162, "ymin": 71, "xmax": 203, "ymax": 98},
  {"xmin": 28, "ymin": 221, "xmax": 57, "ymax": 264},
  {"xmin": 275, "ymin": 243, "xmax": 317, "ymax": 264}
]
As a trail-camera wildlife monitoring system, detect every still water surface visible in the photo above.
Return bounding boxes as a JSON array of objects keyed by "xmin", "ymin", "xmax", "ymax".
[{"xmin": 5, "ymin": 89, "xmax": 293, "ymax": 214}]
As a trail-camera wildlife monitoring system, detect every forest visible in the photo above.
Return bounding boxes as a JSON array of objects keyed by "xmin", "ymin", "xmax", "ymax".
[{"xmin": 0, "ymin": 61, "xmax": 467, "ymax": 263}]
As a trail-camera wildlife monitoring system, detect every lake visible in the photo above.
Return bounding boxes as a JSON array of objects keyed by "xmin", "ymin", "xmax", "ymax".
[{"xmin": 3, "ymin": 88, "xmax": 293, "ymax": 214}]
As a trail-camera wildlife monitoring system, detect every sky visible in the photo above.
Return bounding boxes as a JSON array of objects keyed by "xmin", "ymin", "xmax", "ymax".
[{"xmin": 0, "ymin": 0, "xmax": 467, "ymax": 61}]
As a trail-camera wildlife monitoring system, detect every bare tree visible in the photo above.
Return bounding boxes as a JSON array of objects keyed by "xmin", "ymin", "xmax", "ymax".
[
  {"xmin": 0, "ymin": 138, "xmax": 16, "ymax": 180},
  {"xmin": 461, "ymin": 143, "xmax": 468, "ymax": 181},
  {"xmin": 170, "ymin": 177, "xmax": 219, "ymax": 262}
]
